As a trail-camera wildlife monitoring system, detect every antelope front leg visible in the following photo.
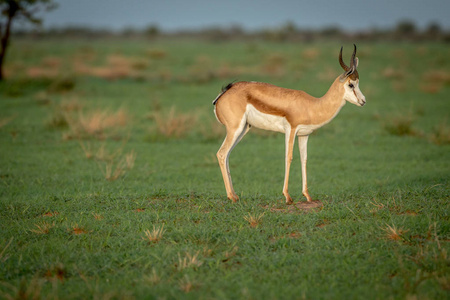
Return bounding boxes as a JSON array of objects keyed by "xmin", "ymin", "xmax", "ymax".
[
  {"xmin": 282, "ymin": 129, "xmax": 296, "ymax": 205},
  {"xmin": 298, "ymin": 135, "xmax": 313, "ymax": 202}
]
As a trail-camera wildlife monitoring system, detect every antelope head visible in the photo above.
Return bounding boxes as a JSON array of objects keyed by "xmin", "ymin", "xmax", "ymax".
[{"xmin": 339, "ymin": 44, "xmax": 366, "ymax": 107}]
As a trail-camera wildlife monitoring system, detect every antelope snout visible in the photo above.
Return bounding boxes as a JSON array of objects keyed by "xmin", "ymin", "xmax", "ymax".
[{"xmin": 359, "ymin": 96, "xmax": 366, "ymax": 107}]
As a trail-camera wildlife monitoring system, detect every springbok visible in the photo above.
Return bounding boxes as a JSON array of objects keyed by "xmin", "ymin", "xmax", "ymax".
[{"xmin": 212, "ymin": 45, "xmax": 366, "ymax": 204}]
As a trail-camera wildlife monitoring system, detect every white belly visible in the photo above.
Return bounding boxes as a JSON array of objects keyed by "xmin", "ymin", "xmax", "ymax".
[
  {"xmin": 246, "ymin": 104, "xmax": 288, "ymax": 133},
  {"xmin": 295, "ymin": 123, "xmax": 323, "ymax": 136},
  {"xmin": 246, "ymin": 104, "xmax": 325, "ymax": 136}
]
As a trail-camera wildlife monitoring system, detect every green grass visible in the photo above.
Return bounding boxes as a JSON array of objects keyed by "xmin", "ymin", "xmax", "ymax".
[{"xmin": 0, "ymin": 38, "xmax": 449, "ymax": 299}]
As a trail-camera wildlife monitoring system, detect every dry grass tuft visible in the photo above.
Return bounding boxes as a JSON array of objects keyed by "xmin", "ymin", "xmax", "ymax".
[
  {"xmin": 176, "ymin": 251, "xmax": 203, "ymax": 271},
  {"xmin": 42, "ymin": 56, "xmax": 62, "ymax": 68},
  {"xmin": 317, "ymin": 67, "xmax": 339, "ymax": 82},
  {"xmin": 422, "ymin": 70, "xmax": 450, "ymax": 83},
  {"xmin": 198, "ymin": 117, "xmax": 225, "ymax": 141},
  {"xmin": 142, "ymin": 225, "xmax": 165, "ymax": 244},
  {"xmin": 383, "ymin": 224, "xmax": 409, "ymax": 241},
  {"xmin": 382, "ymin": 67, "xmax": 405, "ymax": 79},
  {"xmin": 42, "ymin": 211, "xmax": 59, "ymax": 217},
  {"xmin": 270, "ymin": 232, "xmax": 302, "ymax": 243},
  {"xmin": 46, "ymin": 97, "xmax": 83, "ymax": 129},
  {"xmin": 430, "ymin": 119, "xmax": 450, "ymax": 145},
  {"xmin": 26, "ymin": 67, "xmax": 59, "ymax": 79},
  {"xmin": 394, "ymin": 223, "xmax": 449, "ymax": 293},
  {"xmin": 223, "ymin": 246, "xmax": 239, "ymax": 261},
  {"xmin": 74, "ymin": 54, "xmax": 148, "ymax": 80},
  {"xmin": 25, "ymin": 56, "xmax": 67, "ymax": 79},
  {"xmin": 369, "ymin": 199, "xmax": 386, "ymax": 214},
  {"xmin": 64, "ymin": 108, "xmax": 129, "ymax": 140},
  {"xmin": 144, "ymin": 269, "xmax": 161, "ymax": 285},
  {"xmin": 60, "ymin": 97, "xmax": 84, "ymax": 113},
  {"xmin": 101, "ymin": 149, "xmax": 136, "ymax": 181},
  {"xmin": 150, "ymin": 107, "xmax": 197, "ymax": 139},
  {"xmin": 188, "ymin": 55, "xmax": 214, "ymax": 82},
  {"xmin": 302, "ymin": 48, "xmax": 320, "ymax": 60},
  {"xmin": 30, "ymin": 221, "xmax": 55, "ymax": 235},
  {"xmin": 262, "ymin": 53, "xmax": 286, "ymax": 75},
  {"xmin": 419, "ymin": 69, "xmax": 450, "ymax": 94},
  {"xmin": 77, "ymin": 140, "xmax": 136, "ymax": 181},
  {"xmin": 185, "ymin": 64, "xmax": 238, "ymax": 83},
  {"xmin": 179, "ymin": 275, "xmax": 198, "ymax": 293},
  {"xmin": 146, "ymin": 49, "xmax": 167, "ymax": 59},
  {"xmin": 124, "ymin": 150, "xmax": 136, "ymax": 169},
  {"xmin": 244, "ymin": 212, "xmax": 265, "ymax": 228},
  {"xmin": 92, "ymin": 213, "xmax": 104, "ymax": 220}
]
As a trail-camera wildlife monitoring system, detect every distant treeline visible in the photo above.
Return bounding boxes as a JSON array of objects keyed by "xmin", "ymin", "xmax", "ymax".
[{"xmin": 12, "ymin": 20, "xmax": 450, "ymax": 42}]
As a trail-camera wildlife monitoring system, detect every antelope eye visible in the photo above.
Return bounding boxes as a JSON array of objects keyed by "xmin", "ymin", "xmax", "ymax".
[{"xmin": 349, "ymin": 83, "xmax": 354, "ymax": 88}]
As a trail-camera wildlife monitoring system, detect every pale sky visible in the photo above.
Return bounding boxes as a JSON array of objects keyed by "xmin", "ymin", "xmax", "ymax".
[{"xmin": 32, "ymin": 0, "xmax": 450, "ymax": 32}]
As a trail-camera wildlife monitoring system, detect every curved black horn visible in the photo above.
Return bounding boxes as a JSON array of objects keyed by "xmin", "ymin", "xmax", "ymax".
[
  {"xmin": 349, "ymin": 44, "xmax": 357, "ymax": 71},
  {"xmin": 339, "ymin": 46, "xmax": 349, "ymax": 71}
]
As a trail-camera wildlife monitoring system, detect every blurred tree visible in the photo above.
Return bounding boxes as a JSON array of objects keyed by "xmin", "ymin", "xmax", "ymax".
[
  {"xmin": 145, "ymin": 24, "xmax": 160, "ymax": 38},
  {"xmin": 396, "ymin": 20, "xmax": 416, "ymax": 35},
  {"xmin": 0, "ymin": 0, "xmax": 56, "ymax": 81},
  {"xmin": 425, "ymin": 22, "xmax": 441, "ymax": 39}
]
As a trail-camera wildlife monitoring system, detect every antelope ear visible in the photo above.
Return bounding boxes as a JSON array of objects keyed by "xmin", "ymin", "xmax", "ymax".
[
  {"xmin": 345, "ymin": 67, "xmax": 354, "ymax": 77},
  {"xmin": 339, "ymin": 73, "xmax": 348, "ymax": 82},
  {"xmin": 354, "ymin": 57, "xmax": 359, "ymax": 68}
]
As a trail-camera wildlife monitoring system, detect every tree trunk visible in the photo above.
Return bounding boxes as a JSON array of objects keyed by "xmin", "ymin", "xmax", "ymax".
[{"xmin": 0, "ymin": 1, "xmax": 19, "ymax": 81}]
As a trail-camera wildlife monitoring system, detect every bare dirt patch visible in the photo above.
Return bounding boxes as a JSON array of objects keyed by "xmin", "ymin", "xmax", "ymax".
[{"xmin": 264, "ymin": 200, "xmax": 323, "ymax": 214}]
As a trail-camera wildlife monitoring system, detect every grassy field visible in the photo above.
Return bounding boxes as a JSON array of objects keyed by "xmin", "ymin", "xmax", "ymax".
[{"xmin": 0, "ymin": 38, "xmax": 449, "ymax": 299}]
